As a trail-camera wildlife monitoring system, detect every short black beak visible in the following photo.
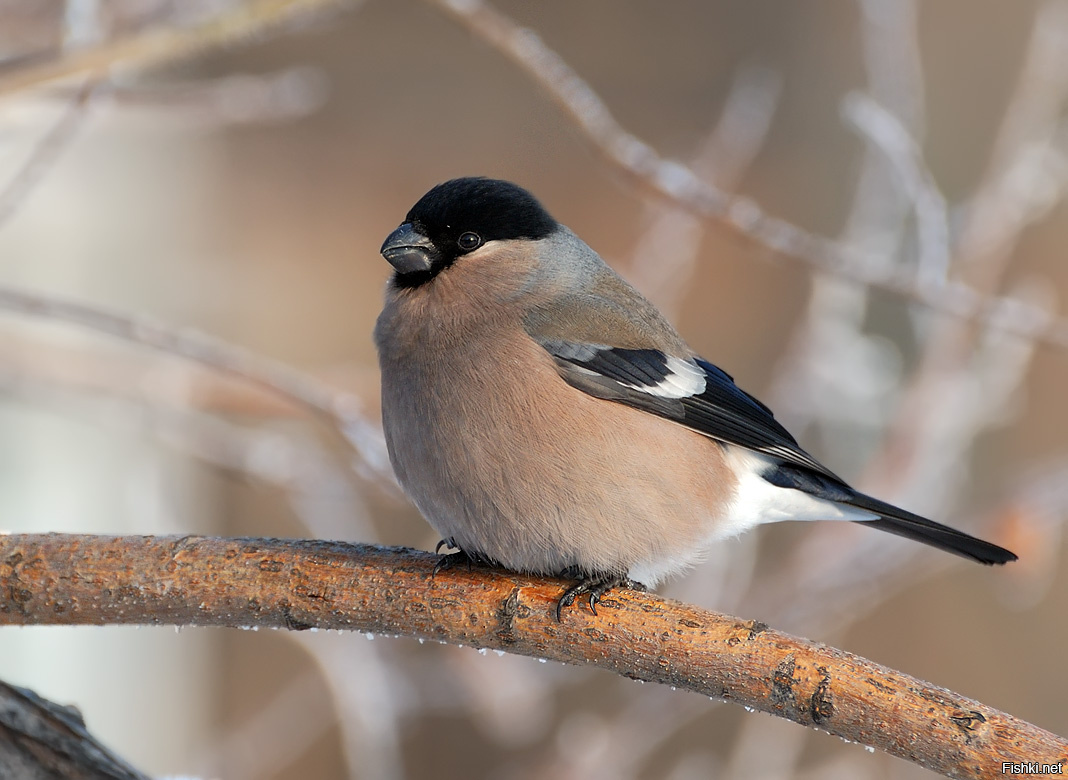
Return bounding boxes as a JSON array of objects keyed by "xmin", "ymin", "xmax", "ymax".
[{"xmin": 380, "ymin": 223, "xmax": 437, "ymax": 275}]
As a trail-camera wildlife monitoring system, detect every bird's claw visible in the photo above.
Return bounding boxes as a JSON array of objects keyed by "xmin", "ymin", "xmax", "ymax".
[{"xmin": 556, "ymin": 573, "xmax": 645, "ymax": 620}]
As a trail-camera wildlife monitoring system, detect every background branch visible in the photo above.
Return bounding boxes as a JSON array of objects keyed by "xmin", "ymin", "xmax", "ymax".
[
  {"xmin": 1, "ymin": 533, "xmax": 1063, "ymax": 780},
  {"xmin": 0, "ymin": 285, "xmax": 351, "ymax": 426},
  {"xmin": 2, "ymin": 0, "xmax": 1064, "ymax": 348},
  {"xmin": 0, "ymin": 284, "xmax": 395, "ymax": 490},
  {"xmin": 0, "ymin": 0, "xmax": 357, "ymax": 98},
  {"xmin": 428, "ymin": 0, "xmax": 1068, "ymax": 350},
  {"xmin": 0, "ymin": 79, "xmax": 98, "ymax": 228},
  {"xmin": 0, "ymin": 681, "xmax": 149, "ymax": 780}
]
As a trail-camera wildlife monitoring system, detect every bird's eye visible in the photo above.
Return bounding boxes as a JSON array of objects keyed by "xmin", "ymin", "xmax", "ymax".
[{"xmin": 457, "ymin": 232, "xmax": 482, "ymax": 251}]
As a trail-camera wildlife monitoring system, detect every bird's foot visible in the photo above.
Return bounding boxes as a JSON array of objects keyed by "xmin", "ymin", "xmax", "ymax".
[
  {"xmin": 433, "ymin": 540, "xmax": 498, "ymax": 575},
  {"xmin": 556, "ymin": 571, "xmax": 647, "ymax": 620}
]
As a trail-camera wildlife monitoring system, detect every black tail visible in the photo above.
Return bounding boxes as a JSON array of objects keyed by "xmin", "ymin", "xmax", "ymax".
[
  {"xmin": 845, "ymin": 492, "xmax": 1017, "ymax": 565},
  {"xmin": 762, "ymin": 464, "xmax": 1018, "ymax": 564}
]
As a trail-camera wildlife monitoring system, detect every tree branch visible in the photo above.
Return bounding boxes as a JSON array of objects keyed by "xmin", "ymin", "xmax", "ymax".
[
  {"xmin": 1, "ymin": 533, "xmax": 1063, "ymax": 780},
  {"xmin": 0, "ymin": 680, "xmax": 149, "ymax": 779}
]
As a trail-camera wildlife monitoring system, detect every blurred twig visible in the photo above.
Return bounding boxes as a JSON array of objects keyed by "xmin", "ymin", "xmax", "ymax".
[
  {"xmin": 0, "ymin": 285, "xmax": 394, "ymax": 487},
  {"xmin": 953, "ymin": 0, "xmax": 1068, "ymax": 283},
  {"xmin": 0, "ymin": 327, "xmax": 375, "ymax": 419},
  {"xmin": 0, "ymin": 533, "xmax": 1064, "ymax": 780},
  {"xmin": 428, "ymin": 0, "xmax": 1068, "ymax": 350},
  {"xmin": 747, "ymin": 0, "xmax": 1066, "ymax": 636},
  {"xmin": 0, "ymin": 349, "xmax": 382, "ymax": 540},
  {"xmin": 0, "ymin": 78, "xmax": 98, "ymax": 228},
  {"xmin": 863, "ymin": 0, "xmax": 1068, "ymax": 498},
  {"xmin": 0, "ymin": 0, "xmax": 357, "ymax": 99},
  {"xmin": 35, "ymin": 67, "xmax": 332, "ymax": 127},
  {"xmin": 627, "ymin": 64, "xmax": 781, "ymax": 317},
  {"xmin": 0, "ymin": 285, "xmax": 349, "ymax": 420},
  {"xmin": 842, "ymin": 92, "xmax": 949, "ymax": 287}
]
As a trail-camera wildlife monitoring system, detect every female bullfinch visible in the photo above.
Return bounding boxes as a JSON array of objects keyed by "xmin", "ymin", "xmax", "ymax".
[{"xmin": 374, "ymin": 177, "xmax": 1016, "ymax": 617}]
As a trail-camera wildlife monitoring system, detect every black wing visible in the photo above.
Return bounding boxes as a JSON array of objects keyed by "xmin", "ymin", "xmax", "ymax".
[{"xmin": 540, "ymin": 339, "xmax": 841, "ymax": 481}]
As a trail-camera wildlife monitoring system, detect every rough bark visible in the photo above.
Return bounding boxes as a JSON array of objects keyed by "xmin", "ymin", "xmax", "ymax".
[{"xmin": 0, "ymin": 533, "xmax": 1064, "ymax": 780}]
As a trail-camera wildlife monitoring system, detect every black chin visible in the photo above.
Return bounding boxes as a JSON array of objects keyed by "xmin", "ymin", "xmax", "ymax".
[{"xmin": 390, "ymin": 256, "xmax": 456, "ymax": 289}]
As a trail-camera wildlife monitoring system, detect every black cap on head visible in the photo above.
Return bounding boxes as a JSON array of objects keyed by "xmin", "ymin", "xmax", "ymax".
[{"xmin": 380, "ymin": 177, "xmax": 557, "ymax": 288}]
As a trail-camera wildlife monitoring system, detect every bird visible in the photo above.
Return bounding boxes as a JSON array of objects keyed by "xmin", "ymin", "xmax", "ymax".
[{"xmin": 374, "ymin": 176, "xmax": 1017, "ymax": 618}]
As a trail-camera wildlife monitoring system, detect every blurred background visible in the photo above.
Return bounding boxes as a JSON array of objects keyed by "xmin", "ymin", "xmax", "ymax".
[{"xmin": 1, "ymin": 1, "xmax": 1066, "ymax": 778}]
